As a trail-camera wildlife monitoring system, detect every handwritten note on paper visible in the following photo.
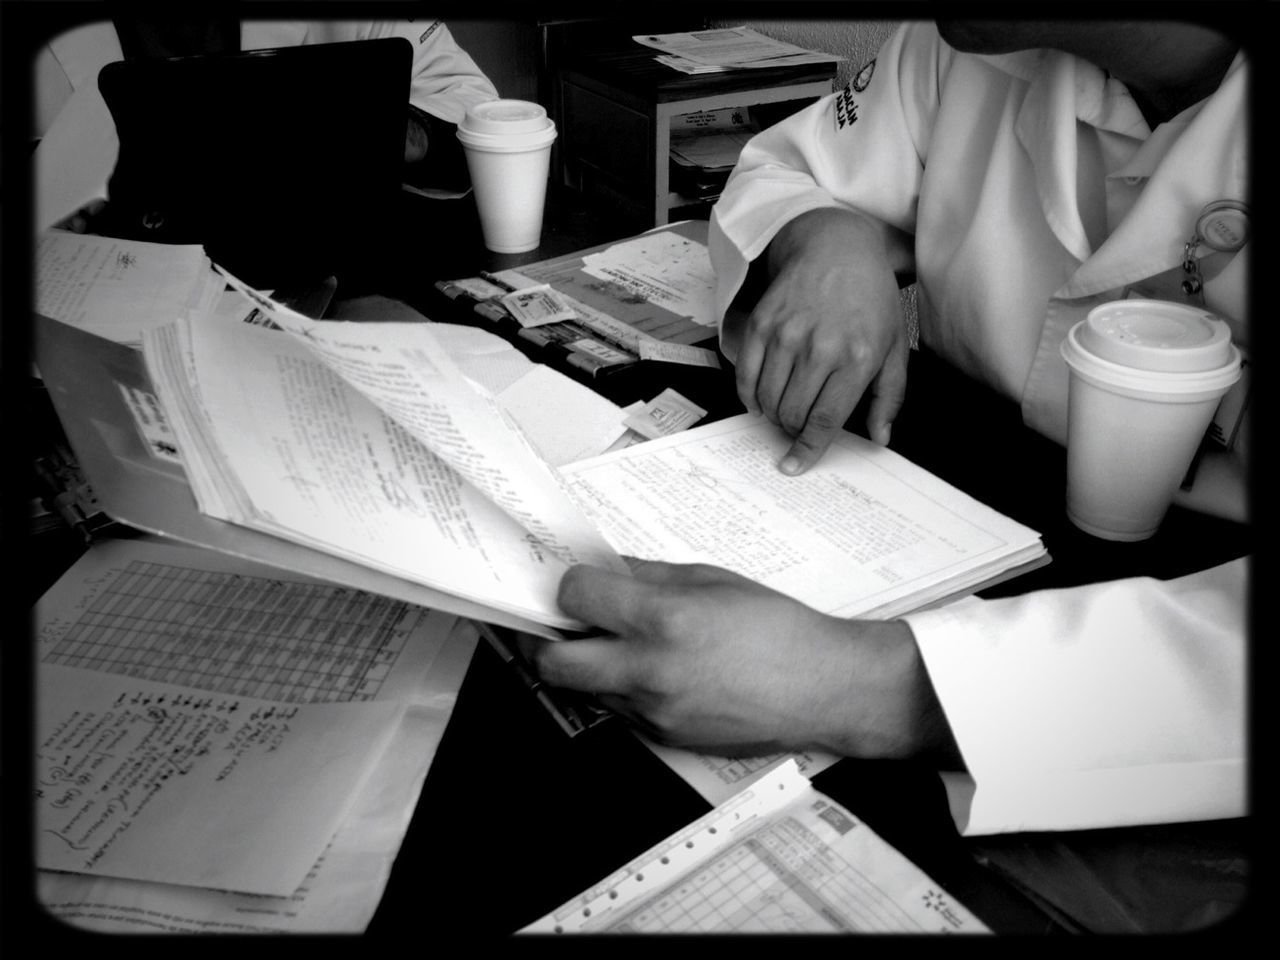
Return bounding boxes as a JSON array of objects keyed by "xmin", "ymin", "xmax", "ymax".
[
  {"xmin": 36, "ymin": 664, "xmax": 404, "ymax": 895},
  {"xmin": 214, "ymin": 269, "xmax": 623, "ymax": 576},
  {"xmin": 33, "ymin": 537, "xmax": 476, "ymax": 933},
  {"xmin": 562, "ymin": 414, "xmax": 1019, "ymax": 621},
  {"xmin": 35, "ymin": 231, "xmax": 218, "ymax": 346}
]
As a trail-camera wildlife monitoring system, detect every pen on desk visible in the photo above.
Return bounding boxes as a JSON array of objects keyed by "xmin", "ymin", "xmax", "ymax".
[
  {"xmin": 479, "ymin": 270, "xmax": 518, "ymax": 293},
  {"xmin": 474, "ymin": 622, "xmax": 588, "ymax": 737}
]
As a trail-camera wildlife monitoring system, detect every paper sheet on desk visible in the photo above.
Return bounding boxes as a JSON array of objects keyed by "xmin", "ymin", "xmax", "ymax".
[
  {"xmin": 633, "ymin": 27, "xmax": 842, "ymax": 70},
  {"xmin": 341, "ymin": 315, "xmax": 633, "ymax": 466},
  {"xmin": 523, "ymin": 760, "xmax": 988, "ymax": 934},
  {"xmin": 580, "ymin": 230, "xmax": 717, "ymax": 327},
  {"xmin": 490, "ymin": 221, "xmax": 720, "ymax": 369},
  {"xmin": 35, "ymin": 537, "xmax": 477, "ymax": 932},
  {"xmin": 35, "ymin": 230, "xmax": 223, "ymax": 348},
  {"xmin": 37, "ymin": 664, "xmax": 402, "ymax": 895},
  {"xmin": 641, "ymin": 738, "xmax": 840, "ymax": 808}
]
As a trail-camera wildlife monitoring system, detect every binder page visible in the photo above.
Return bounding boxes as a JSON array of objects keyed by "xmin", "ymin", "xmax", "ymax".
[
  {"xmin": 523, "ymin": 760, "xmax": 988, "ymax": 934},
  {"xmin": 35, "ymin": 537, "xmax": 476, "ymax": 932},
  {"xmin": 560, "ymin": 414, "xmax": 1045, "ymax": 620},
  {"xmin": 148, "ymin": 306, "xmax": 619, "ymax": 628},
  {"xmin": 216, "ymin": 269, "xmax": 625, "ymax": 580}
]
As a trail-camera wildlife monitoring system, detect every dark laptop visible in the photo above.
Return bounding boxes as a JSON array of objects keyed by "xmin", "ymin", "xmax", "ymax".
[{"xmin": 97, "ymin": 37, "xmax": 410, "ymax": 290}]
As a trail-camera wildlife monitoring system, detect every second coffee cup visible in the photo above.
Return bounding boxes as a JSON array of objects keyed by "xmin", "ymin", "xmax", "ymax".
[{"xmin": 1059, "ymin": 299, "xmax": 1242, "ymax": 541}]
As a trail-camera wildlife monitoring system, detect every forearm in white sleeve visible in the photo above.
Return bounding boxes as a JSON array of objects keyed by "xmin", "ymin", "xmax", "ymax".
[
  {"xmin": 261, "ymin": 20, "xmax": 500, "ymax": 123},
  {"xmin": 707, "ymin": 21, "xmax": 945, "ymax": 347},
  {"xmin": 905, "ymin": 557, "xmax": 1249, "ymax": 835},
  {"xmin": 394, "ymin": 21, "xmax": 499, "ymax": 123}
]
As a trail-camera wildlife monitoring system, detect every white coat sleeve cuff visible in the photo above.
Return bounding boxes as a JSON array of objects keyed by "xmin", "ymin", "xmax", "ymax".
[{"xmin": 903, "ymin": 559, "xmax": 1249, "ymax": 835}]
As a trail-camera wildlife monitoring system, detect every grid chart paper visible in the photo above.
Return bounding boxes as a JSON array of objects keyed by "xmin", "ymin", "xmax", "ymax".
[
  {"xmin": 41, "ymin": 559, "xmax": 424, "ymax": 703},
  {"xmin": 527, "ymin": 760, "xmax": 987, "ymax": 934},
  {"xmin": 609, "ymin": 818, "xmax": 929, "ymax": 933}
]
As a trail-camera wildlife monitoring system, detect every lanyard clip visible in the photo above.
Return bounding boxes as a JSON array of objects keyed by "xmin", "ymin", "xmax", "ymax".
[{"xmin": 1181, "ymin": 200, "xmax": 1249, "ymax": 300}]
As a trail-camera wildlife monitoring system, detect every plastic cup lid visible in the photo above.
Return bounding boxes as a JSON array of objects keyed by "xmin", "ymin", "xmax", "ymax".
[
  {"xmin": 461, "ymin": 99, "xmax": 550, "ymax": 135},
  {"xmin": 1075, "ymin": 299, "xmax": 1234, "ymax": 373}
]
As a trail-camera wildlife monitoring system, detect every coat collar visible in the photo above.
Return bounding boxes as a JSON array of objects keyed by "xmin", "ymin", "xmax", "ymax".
[{"xmin": 993, "ymin": 49, "xmax": 1248, "ymax": 298}]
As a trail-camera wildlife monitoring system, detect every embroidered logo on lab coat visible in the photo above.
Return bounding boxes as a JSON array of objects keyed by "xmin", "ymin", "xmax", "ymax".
[
  {"xmin": 834, "ymin": 59, "xmax": 874, "ymax": 131},
  {"xmin": 834, "ymin": 84, "xmax": 859, "ymax": 129},
  {"xmin": 418, "ymin": 21, "xmax": 441, "ymax": 45}
]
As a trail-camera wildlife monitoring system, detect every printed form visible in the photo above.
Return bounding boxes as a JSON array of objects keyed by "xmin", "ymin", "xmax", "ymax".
[
  {"xmin": 35, "ymin": 536, "xmax": 477, "ymax": 933},
  {"xmin": 524, "ymin": 760, "xmax": 989, "ymax": 934},
  {"xmin": 145, "ymin": 271, "xmax": 629, "ymax": 631}
]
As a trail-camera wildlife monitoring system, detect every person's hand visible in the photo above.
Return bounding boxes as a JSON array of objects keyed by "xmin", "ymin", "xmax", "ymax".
[
  {"xmin": 404, "ymin": 109, "xmax": 430, "ymax": 165},
  {"xmin": 52, "ymin": 197, "xmax": 109, "ymax": 234},
  {"xmin": 727, "ymin": 206, "xmax": 909, "ymax": 475},
  {"xmin": 519, "ymin": 559, "xmax": 956, "ymax": 761}
]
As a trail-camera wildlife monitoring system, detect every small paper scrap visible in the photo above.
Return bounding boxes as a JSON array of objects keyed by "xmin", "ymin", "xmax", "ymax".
[
  {"xmin": 623, "ymin": 388, "xmax": 707, "ymax": 440},
  {"xmin": 443, "ymin": 276, "xmax": 511, "ymax": 300},
  {"xmin": 638, "ymin": 337, "xmax": 721, "ymax": 368},
  {"xmin": 502, "ymin": 285, "xmax": 578, "ymax": 328},
  {"xmin": 568, "ymin": 339, "xmax": 635, "ymax": 366}
]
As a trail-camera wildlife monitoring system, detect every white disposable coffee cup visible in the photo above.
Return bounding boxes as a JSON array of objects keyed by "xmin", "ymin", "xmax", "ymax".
[
  {"xmin": 1059, "ymin": 299, "xmax": 1242, "ymax": 541},
  {"xmin": 456, "ymin": 100, "xmax": 557, "ymax": 254}
]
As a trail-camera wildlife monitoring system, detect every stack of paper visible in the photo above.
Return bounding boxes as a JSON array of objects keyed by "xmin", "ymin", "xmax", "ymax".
[
  {"xmin": 635, "ymin": 26, "xmax": 843, "ymax": 73},
  {"xmin": 34, "ymin": 537, "xmax": 478, "ymax": 933},
  {"xmin": 668, "ymin": 107, "xmax": 759, "ymax": 200},
  {"xmin": 35, "ymin": 230, "xmax": 225, "ymax": 350},
  {"xmin": 137, "ymin": 267, "xmax": 1045, "ymax": 636}
]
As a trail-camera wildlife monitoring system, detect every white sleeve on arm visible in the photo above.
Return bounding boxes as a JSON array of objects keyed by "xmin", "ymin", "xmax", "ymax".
[
  {"xmin": 904, "ymin": 558, "xmax": 1249, "ymax": 835},
  {"xmin": 707, "ymin": 21, "xmax": 945, "ymax": 347},
  {"xmin": 381, "ymin": 20, "xmax": 499, "ymax": 123},
  {"xmin": 249, "ymin": 20, "xmax": 499, "ymax": 123}
]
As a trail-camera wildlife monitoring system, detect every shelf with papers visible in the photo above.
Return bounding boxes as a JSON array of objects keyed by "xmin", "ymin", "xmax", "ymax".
[{"xmin": 557, "ymin": 43, "xmax": 835, "ymax": 228}]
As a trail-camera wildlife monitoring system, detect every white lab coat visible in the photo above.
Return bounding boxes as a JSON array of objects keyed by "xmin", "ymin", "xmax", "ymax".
[
  {"xmin": 31, "ymin": 18, "xmax": 499, "ymax": 230},
  {"xmin": 709, "ymin": 22, "xmax": 1249, "ymax": 834}
]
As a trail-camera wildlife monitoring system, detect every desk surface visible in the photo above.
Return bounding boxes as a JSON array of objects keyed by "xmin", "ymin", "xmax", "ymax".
[{"xmin": 24, "ymin": 188, "xmax": 1253, "ymax": 937}]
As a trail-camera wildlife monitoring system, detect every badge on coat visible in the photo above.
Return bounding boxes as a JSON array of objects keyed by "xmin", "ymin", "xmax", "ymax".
[{"xmin": 833, "ymin": 58, "xmax": 874, "ymax": 131}]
